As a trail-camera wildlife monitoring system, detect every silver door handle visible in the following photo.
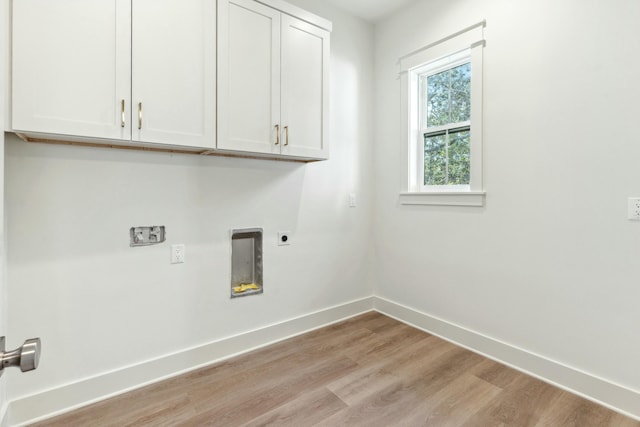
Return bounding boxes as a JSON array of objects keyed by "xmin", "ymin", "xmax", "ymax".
[{"xmin": 0, "ymin": 336, "xmax": 41, "ymax": 377}]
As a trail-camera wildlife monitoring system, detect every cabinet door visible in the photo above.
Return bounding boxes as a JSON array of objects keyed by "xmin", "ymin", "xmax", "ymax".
[
  {"xmin": 281, "ymin": 15, "xmax": 330, "ymax": 159},
  {"xmin": 132, "ymin": 0, "xmax": 215, "ymax": 148},
  {"xmin": 12, "ymin": 0, "xmax": 131, "ymax": 140},
  {"xmin": 217, "ymin": 0, "xmax": 281, "ymax": 154}
]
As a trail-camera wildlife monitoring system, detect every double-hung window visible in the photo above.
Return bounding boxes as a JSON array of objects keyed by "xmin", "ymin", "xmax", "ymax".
[
  {"xmin": 400, "ymin": 22, "xmax": 485, "ymax": 206},
  {"xmin": 419, "ymin": 52, "xmax": 471, "ymax": 189}
]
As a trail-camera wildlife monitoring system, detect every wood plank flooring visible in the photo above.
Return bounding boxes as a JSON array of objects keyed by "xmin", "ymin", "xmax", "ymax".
[{"xmin": 34, "ymin": 312, "xmax": 639, "ymax": 426}]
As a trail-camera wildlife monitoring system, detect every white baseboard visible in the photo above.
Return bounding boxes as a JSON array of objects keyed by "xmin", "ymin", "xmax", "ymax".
[
  {"xmin": 6, "ymin": 297, "xmax": 375, "ymax": 426},
  {"xmin": 373, "ymin": 296, "xmax": 640, "ymax": 421},
  {"xmin": 7, "ymin": 295, "xmax": 640, "ymax": 425},
  {"xmin": 1, "ymin": 402, "xmax": 9, "ymax": 427}
]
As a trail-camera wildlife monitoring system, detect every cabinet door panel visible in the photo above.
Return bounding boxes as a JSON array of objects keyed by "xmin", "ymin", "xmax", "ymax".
[
  {"xmin": 132, "ymin": 0, "xmax": 215, "ymax": 148},
  {"xmin": 12, "ymin": 0, "xmax": 131, "ymax": 140},
  {"xmin": 217, "ymin": 0, "xmax": 281, "ymax": 154},
  {"xmin": 281, "ymin": 15, "xmax": 329, "ymax": 159}
]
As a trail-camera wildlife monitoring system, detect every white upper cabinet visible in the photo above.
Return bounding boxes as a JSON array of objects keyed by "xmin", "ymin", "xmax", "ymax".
[
  {"xmin": 217, "ymin": 0, "xmax": 331, "ymax": 160},
  {"xmin": 131, "ymin": 0, "xmax": 215, "ymax": 147},
  {"xmin": 12, "ymin": 0, "xmax": 131, "ymax": 141},
  {"xmin": 217, "ymin": 0, "xmax": 281, "ymax": 155},
  {"xmin": 12, "ymin": 0, "xmax": 215, "ymax": 149},
  {"xmin": 280, "ymin": 15, "xmax": 329, "ymax": 159}
]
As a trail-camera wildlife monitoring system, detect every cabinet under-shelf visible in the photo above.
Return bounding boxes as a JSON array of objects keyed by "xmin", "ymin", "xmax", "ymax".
[{"xmin": 14, "ymin": 133, "xmax": 320, "ymax": 163}]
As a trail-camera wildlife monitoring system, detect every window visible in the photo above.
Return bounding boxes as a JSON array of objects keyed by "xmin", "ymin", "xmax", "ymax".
[
  {"xmin": 420, "ymin": 53, "xmax": 471, "ymax": 189},
  {"xmin": 399, "ymin": 22, "xmax": 485, "ymax": 206}
]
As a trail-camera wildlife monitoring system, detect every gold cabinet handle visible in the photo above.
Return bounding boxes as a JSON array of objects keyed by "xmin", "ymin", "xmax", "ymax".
[
  {"xmin": 284, "ymin": 126, "xmax": 289, "ymax": 146},
  {"xmin": 138, "ymin": 102, "xmax": 143, "ymax": 130},
  {"xmin": 275, "ymin": 124, "xmax": 280, "ymax": 145},
  {"xmin": 120, "ymin": 99, "xmax": 126, "ymax": 128}
]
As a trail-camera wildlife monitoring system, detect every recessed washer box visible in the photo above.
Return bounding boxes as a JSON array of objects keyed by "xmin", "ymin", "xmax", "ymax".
[{"xmin": 230, "ymin": 228, "xmax": 263, "ymax": 298}]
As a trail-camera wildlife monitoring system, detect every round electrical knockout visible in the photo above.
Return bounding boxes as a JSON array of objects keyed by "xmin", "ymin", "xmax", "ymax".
[{"xmin": 278, "ymin": 232, "xmax": 291, "ymax": 246}]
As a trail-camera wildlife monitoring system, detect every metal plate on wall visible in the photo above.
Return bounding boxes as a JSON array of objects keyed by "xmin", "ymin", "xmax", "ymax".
[{"xmin": 130, "ymin": 226, "xmax": 166, "ymax": 247}]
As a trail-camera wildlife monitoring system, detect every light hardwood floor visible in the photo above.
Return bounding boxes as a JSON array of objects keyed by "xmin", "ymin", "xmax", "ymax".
[{"xmin": 34, "ymin": 312, "xmax": 639, "ymax": 426}]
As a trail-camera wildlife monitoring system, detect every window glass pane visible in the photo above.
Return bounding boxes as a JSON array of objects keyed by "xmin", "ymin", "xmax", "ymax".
[
  {"xmin": 417, "ymin": 53, "xmax": 474, "ymax": 188},
  {"xmin": 448, "ymin": 128, "xmax": 470, "ymax": 185},
  {"xmin": 450, "ymin": 63, "xmax": 471, "ymax": 123},
  {"xmin": 426, "ymin": 70, "xmax": 450, "ymax": 127},
  {"xmin": 424, "ymin": 133, "xmax": 447, "ymax": 185}
]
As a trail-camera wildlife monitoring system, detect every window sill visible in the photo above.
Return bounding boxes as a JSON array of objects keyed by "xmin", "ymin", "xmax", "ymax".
[{"xmin": 399, "ymin": 191, "xmax": 485, "ymax": 207}]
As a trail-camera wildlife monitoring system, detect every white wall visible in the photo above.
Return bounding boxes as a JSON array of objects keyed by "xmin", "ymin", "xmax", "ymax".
[
  {"xmin": 0, "ymin": 0, "xmax": 8, "ymax": 419},
  {"xmin": 6, "ymin": 0, "xmax": 640, "ymax": 421},
  {"xmin": 0, "ymin": 82, "xmax": 6, "ymax": 427},
  {"xmin": 4, "ymin": 1, "xmax": 374, "ymax": 405},
  {"xmin": 374, "ymin": 0, "xmax": 640, "ymax": 396}
]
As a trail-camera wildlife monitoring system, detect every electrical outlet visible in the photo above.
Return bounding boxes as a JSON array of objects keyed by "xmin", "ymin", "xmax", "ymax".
[
  {"xmin": 349, "ymin": 193, "xmax": 357, "ymax": 208},
  {"xmin": 278, "ymin": 232, "xmax": 291, "ymax": 246},
  {"xmin": 628, "ymin": 198, "xmax": 640, "ymax": 221},
  {"xmin": 171, "ymin": 244, "xmax": 185, "ymax": 264}
]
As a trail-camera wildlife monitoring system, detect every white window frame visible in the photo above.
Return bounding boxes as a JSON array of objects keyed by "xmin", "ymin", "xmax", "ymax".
[
  {"xmin": 399, "ymin": 21, "xmax": 486, "ymax": 207},
  {"xmin": 417, "ymin": 51, "xmax": 471, "ymax": 192}
]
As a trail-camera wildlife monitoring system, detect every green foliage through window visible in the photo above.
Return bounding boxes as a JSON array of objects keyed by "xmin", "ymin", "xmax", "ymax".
[
  {"xmin": 420, "ymin": 61, "xmax": 471, "ymax": 186},
  {"xmin": 422, "ymin": 62, "xmax": 471, "ymax": 128},
  {"xmin": 424, "ymin": 128, "xmax": 470, "ymax": 185}
]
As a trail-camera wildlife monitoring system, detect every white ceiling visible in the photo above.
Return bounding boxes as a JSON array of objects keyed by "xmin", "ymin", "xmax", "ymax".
[{"xmin": 324, "ymin": 0, "xmax": 416, "ymax": 23}]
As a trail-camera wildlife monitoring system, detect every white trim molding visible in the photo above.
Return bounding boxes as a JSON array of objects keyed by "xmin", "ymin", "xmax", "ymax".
[
  {"xmin": 0, "ymin": 403, "xmax": 9, "ymax": 427},
  {"xmin": 6, "ymin": 295, "xmax": 640, "ymax": 424},
  {"xmin": 5, "ymin": 298, "xmax": 375, "ymax": 427},
  {"xmin": 400, "ymin": 21, "xmax": 485, "ymax": 201},
  {"xmin": 398, "ymin": 20, "xmax": 485, "ymax": 68},
  {"xmin": 373, "ymin": 296, "xmax": 640, "ymax": 421},
  {"xmin": 399, "ymin": 191, "xmax": 486, "ymax": 207}
]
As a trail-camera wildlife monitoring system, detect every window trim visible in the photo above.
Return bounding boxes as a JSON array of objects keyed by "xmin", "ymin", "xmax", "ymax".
[{"xmin": 399, "ymin": 21, "xmax": 486, "ymax": 207}]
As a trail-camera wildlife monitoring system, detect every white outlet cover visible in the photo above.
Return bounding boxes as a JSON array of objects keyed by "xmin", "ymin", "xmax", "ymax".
[
  {"xmin": 171, "ymin": 244, "xmax": 185, "ymax": 264},
  {"xmin": 349, "ymin": 193, "xmax": 357, "ymax": 207},
  {"xmin": 628, "ymin": 198, "xmax": 640, "ymax": 221}
]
